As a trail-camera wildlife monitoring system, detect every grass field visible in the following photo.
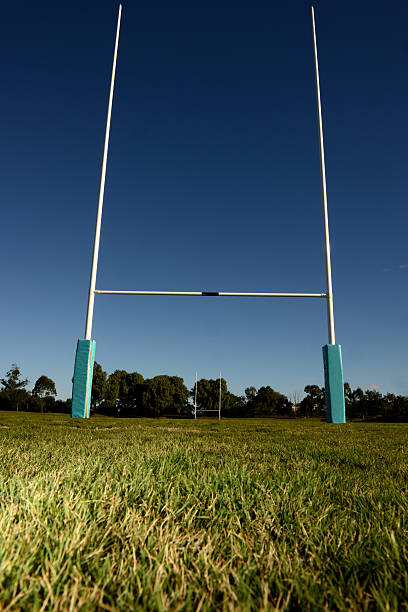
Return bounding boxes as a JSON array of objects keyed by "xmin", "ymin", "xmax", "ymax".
[{"xmin": 0, "ymin": 412, "xmax": 407, "ymax": 611}]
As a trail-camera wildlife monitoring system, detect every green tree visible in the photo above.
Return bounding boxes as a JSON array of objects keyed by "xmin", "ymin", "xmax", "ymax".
[
  {"xmin": 191, "ymin": 378, "xmax": 228, "ymax": 415},
  {"xmin": 0, "ymin": 364, "xmax": 29, "ymax": 411},
  {"xmin": 105, "ymin": 370, "xmax": 127, "ymax": 412},
  {"xmin": 352, "ymin": 387, "xmax": 366, "ymax": 419},
  {"xmin": 103, "ymin": 369, "xmax": 145, "ymax": 416},
  {"xmin": 32, "ymin": 375, "xmax": 57, "ymax": 414},
  {"xmin": 244, "ymin": 386, "xmax": 257, "ymax": 416},
  {"xmin": 91, "ymin": 363, "xmax": 107, "ymax": 412},
  {"xmin": 224, "ymin": 393, "xmax": 247, "ymax": 417},
  {"xmin": 252, "ymin": 386, "xmax": 288, "ymax": 417},
  {"xmin": 393, "ymin": 395, "xmax": 408, "ymax": 418},
  {"xmin": 245, "ymin": 387, "xmax": 257, "ymax": 401},
  {"xmin": 192, "ymin": 379, "xmax": 212, "ymax": 412},
  {"xmin": 143, "ymin": 376, "xmax": 188, "ymax": 416},
  {"xmin": 365, "ymin": 390, "xmax": 383, "ymax": 419},
  {"xmin": 299, "ymin": 395, "xmax": 314, "ymax": 417},
  {"xmin": 383, "ymin": 393, "xmax": 396, "ymax": 418},
  {"xmin": 301, "ymin": 385, "xmax": 325, "ymax": 416},
  {"xmin": 1, "ymin": 364, "xmax": 29, "ymax": 391},
  {"xmin": 168, "ymin": 376, "xmax": 190, "ymax": 416},
  {"xmin": 125, "ymin": 372, "xmax": 144, "ymax": 415},
  {"xmin": 32, "ymin": 376, "xmax": 57, "ymax": 398},
  {"xmin": 344, "ymin": 382, "xmax": 353, "ymax": 415}
]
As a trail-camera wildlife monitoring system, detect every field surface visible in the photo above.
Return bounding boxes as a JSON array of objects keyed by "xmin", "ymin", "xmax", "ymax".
[{"xmin": 0, "ymin": 412, "xmax": 407, "ymax": 611}]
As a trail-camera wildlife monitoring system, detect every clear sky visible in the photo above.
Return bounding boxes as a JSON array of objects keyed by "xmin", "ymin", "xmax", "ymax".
[{"xmin": 1, "ymin": 0, "xmax": 407, "ymax": 400}]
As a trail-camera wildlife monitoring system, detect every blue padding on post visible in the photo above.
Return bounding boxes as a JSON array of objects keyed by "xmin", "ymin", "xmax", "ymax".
[
  {"xmin": 322, "ymin": 344, "xmax": 346, "ymax": 423},
  {"xmin": 72, "ymin": 339, "xmax": 96, "ymax": 418}
]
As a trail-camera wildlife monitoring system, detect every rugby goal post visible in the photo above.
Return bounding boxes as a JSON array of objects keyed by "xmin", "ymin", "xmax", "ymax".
[
  {"xmin": 193, "ymin": 373, "xmax": 222, "ymax": 420},
  {"xmin": 71, "ymin": 5, "xmax": 345, "ymax": 423}
]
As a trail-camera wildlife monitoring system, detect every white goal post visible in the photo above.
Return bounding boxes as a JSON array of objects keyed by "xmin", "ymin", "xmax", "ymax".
[{"xmin": 71, "ymin": 5, "xmax": 346, "ymax": 424}]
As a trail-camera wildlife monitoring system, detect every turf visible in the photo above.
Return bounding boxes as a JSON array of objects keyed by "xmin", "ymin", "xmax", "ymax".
[{"xmin": 0, "ymin": 412, "xmax": 407, "ymax": 610}]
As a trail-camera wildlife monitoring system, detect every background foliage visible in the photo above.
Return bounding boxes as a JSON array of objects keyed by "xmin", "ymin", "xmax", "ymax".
[{"xmin": 1, "ymin": 363, "xmax": 407, "ymax": 421}]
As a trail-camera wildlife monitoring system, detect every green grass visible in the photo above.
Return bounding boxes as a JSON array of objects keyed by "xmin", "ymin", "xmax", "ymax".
[{"xmin": 0, "ymin": 412, "xmax": 407, "ymax": 611}]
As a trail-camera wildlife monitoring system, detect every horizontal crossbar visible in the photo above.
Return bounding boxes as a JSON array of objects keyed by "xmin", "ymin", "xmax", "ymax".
[{"xmin": 95, "ymin": 290, "xmax": 327, "ymax": 298}]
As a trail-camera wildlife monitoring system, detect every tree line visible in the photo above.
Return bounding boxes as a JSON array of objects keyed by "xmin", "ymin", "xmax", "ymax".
[
  {"xmin": 0, "ymin": 364, "xmax": 63, "ymax": 413},
  {"xmin": 0, "ymin": 363, "xmax": 407, "ymax": 420},
  {"xmin": 90, "ymin": 365, "xmax": 291, "ymax": 418}
]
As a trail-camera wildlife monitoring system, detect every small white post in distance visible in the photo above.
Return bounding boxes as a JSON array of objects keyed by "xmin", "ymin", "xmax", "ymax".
[
  {"xmin": 194, "ymin": 372, "xmax": 198, "ymax": 419},
  {"xmin": 85, "ymin": 5, "xmax": 122, "ymax": 340},
  {"xmin": 219, "ymin": 372, "xmax": 222, "ymax": 421},
  {"xmin": 311, "ymin": 6, "xmax": 335, "ymax": 345}
]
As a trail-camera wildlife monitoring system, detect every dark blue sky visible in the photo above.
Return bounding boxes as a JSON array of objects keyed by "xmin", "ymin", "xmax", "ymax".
[{"xmin": 1, "ymin": 0, "xmax": 407, "ymax": 400}]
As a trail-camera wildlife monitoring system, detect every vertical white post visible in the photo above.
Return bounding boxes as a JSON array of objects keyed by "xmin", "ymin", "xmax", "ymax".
[
  {"xmin": 311, "ymin": 6, "xmax": 336, "ymax": 345},
  {"xmin": 194, "ymin": 372, "xmax": 197, "ymax": 419},
  {"xmin": 85, "ymin": 5, "xmax": 122, "ymax": 340},
  {"xmin": 218, "ymin": 372, "xmax": 221, "ymax": 421}
]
